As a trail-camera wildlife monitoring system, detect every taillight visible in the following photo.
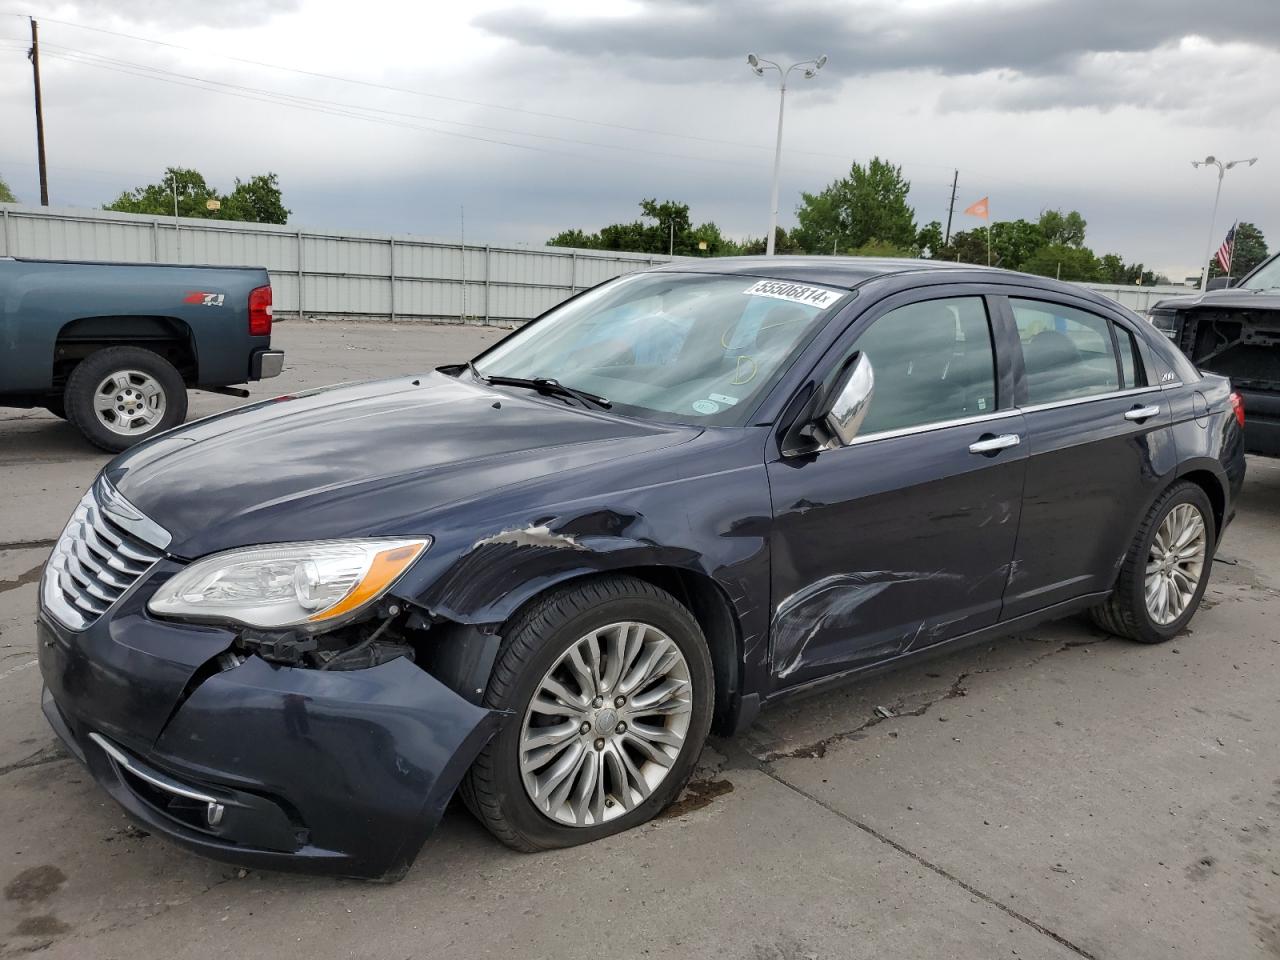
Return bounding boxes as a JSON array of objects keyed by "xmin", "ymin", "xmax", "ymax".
[
  {"xmin": 248, "ymin": 285, "xmax": 273, "ymax": 337},
  {"xmin": 1230, "ymin": 391, "xmax": 1245, "ymax": 429}
]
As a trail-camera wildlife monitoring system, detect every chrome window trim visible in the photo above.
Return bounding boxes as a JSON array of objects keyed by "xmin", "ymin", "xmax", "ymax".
[
  {"xmin": 1017, "ymin": 385, "xmax": 1164, "ymax": 415},
  {"xmin": 823, "ymin": 409, "xmax": 1021, "ymax": 450}
]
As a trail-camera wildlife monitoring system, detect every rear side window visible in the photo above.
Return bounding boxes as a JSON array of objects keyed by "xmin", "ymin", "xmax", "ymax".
[
  {"xmin": 1012, "ymin": 299, "xmax": 1119, "ymax": 404},
  {"xmin": 845, "ymin": 296, "xmax": 996, "ymax": 436}
]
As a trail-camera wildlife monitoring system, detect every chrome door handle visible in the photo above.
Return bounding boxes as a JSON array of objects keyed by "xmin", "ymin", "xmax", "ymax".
[
  {"xmin": 968, "ymin": 433, "xmax": 1021, "ymax": 454},
  {"xmin": 1124, "ymin": 405, "xmax": 1160, "ymax": 421}
]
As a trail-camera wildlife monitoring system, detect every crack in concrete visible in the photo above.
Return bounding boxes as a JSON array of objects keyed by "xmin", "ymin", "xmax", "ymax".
[
  {"xmin": 761, "ymin": 637, "xmax": 1102, "ymax": 762},
  {"xmin": 729, "ymin": 743, "xmax": 1100, "ymax": 960},
  {"xmin": 0, "ymin": 745, "xmax": 70, "ymax": 779},
  {"xmin": 0, "ymin": 565, "xmax": 44, "ymax": 596},
  {"xmin": 0, "ymin": 540, "xmax": 55, "ymax": 553}
]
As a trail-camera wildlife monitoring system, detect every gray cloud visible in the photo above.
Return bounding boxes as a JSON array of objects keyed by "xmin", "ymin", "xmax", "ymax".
[
  {"xmin": 54, "ymin": 0, "xmax": 300, "ymax": 29},
  {"xmin": 474, "ymin": 0, "xmax": 1280, "ymax": 79}
]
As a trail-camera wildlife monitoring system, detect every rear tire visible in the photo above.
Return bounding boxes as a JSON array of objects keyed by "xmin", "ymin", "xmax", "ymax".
[
  {"xmin": 64, "ymin": 347, "xmax": 188, "ymax": 453},
  {"xmin": 462, "ymin": 575, "xmax": 714, "ymax": 852},
  {"xmin": 1091, "ymin": 481, "xmax": 1216, "ymax": 643}
]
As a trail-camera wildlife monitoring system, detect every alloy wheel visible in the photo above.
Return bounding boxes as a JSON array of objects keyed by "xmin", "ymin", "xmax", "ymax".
[
  {"xmin": 519, "ymin": 621, "xmax": 693, "ymax": 827},
  {"xmin": 93, "ymin": 370, "xmax": 166, "ymax": 436},
  {"xmin": 1144, "ymin": 502, "xmax": 1207, "ymax": 626}
]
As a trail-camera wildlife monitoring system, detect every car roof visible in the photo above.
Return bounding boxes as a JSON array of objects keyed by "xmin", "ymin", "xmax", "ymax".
[{"xmin": 648, "ymin": 255, "xmax": 994, "ymax": 290}]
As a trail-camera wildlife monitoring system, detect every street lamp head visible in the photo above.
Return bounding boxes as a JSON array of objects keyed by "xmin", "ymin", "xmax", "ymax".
[
  {"xmin": 746, "ymin": 53, "xmax": 759, "ymax": 68},
  {"xmin": 816, "ymin": 54, "xmax": 828, "ymax": 69},
  {"xmin": 1204, "ymin": 155, "xmax": 1216, "ymax": 164}
]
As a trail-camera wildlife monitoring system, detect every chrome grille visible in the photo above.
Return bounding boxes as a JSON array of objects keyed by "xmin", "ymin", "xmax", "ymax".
[{"xmin": 42, "ymin": 484, "xmax": 166, "ymax": 631}]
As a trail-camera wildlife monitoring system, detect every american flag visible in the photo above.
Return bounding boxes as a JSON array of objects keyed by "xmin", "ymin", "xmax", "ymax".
[{"xmin": 1216, "ymin": 222, "xmax": 1237, "ymax": 273}]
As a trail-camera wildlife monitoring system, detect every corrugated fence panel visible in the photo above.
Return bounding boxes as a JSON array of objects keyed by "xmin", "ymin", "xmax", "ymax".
[{"xmin": 2, "ymin": 204, "xmax": 1193, "ymax": 323}]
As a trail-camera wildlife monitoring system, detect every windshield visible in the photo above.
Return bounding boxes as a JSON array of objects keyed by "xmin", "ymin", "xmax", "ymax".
[
  {"xmin": 473, "ymin": 272, "xmax": 848, "ymax": 425},
  {"xmin": 1242, "ymin": 255, "xmax": 1280, "ymax": 291}
]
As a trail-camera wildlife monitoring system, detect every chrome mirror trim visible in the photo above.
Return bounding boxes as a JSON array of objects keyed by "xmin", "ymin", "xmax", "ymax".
[{"xmin": 823, "ymin": 352, "xmax": 874, "ymax": 447}]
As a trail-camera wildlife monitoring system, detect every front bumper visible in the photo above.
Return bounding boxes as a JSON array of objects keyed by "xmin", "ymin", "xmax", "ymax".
[{"xmin": 37, "ymin": 585, "xmax": 502, "ymax": 880}]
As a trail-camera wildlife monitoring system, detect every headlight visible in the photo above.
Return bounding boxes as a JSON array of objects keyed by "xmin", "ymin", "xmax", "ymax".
[{"xmin": 148, "ymin": 538, "xmax": 428, "ymax": 631}]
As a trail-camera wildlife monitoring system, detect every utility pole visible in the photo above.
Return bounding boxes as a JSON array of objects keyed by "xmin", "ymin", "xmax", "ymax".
[
  {"xmin": 28, "ymin": 18, "xmax": 50, "ymax": 206},
  {"xmin": 943, "ymin": 169, "xmax": 958, "ymax": 245}
]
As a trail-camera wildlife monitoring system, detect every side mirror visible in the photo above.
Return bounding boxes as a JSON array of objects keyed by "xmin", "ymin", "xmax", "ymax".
[
  {"xmin": 1206, "ymin": 276, "xmax": 1235, "ymax": 291},
  {"xmin": 821, "ymin": 352, "xmax": 874, "ymax": 446}
]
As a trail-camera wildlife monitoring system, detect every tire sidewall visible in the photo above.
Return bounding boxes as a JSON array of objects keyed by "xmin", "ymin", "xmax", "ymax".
[
  {"xmin": 1126, "ymin": 484, "xmax": 1217, "ymax": 642},
  {"xmin": 487, "ymin": 590, "xmax": 714, "ymax": 849},
  {"xmin": 65, "ymin": 347, "xmax": 188, "ymax": 452}
]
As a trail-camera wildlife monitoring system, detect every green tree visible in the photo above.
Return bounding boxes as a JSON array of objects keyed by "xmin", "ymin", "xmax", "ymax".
[
  {"xmin": 1037, "ymin": 209, "xmax": 1087, "ymax": 247},
  {"xmin": 792, "ymin": 156, "xmax": 917, "ymax": 254},
  {"xmin": 733, "ymin": 227, "xmax": 803, "ymax": 256},
  {"xmin": 218, "ymin": 173, "xmax": 289, "ymax": 224},
  {"xmin": 990, "ymin": 219, "xmax": 1047, "ymax": 271},
  {"xmin": 547, "ymin": 199, "xmax": 738, "ymax": 257},
  {"xmin": 916, "ymin": 220, "xmax": 943, "ymax": 258},
  {"xmin": 104, "ymin": 167, "xmax": 289, "ymax": 224},
  {"xmin": 1208, "ymin": 222, "xmax": 1268, "ymax": 280},
  {"xmin": 0, "ymin": 174, "xmax": 16, "ymax": 204},
  {"xmin": 935, "ymin": 228, "xmax": 990, "ymax": 265},
  {"xmin": 1022, "ymin": 243, "xmax": 1100, "ymax": 282}
]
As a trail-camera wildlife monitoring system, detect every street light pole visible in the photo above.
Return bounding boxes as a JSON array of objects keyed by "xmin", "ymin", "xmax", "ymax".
[
  {"xmin": 1192, "ymin": 155, "xmax": 1256, "ymax": 290},
  {"xmin": 747, "ymin": 52, "xmax": 827, "ymax": 255}
]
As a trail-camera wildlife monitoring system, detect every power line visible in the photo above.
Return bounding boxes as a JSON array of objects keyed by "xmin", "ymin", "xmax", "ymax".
[{"xmin": 32, "ymin": 40, "xmax": 768, "ymax": 171}]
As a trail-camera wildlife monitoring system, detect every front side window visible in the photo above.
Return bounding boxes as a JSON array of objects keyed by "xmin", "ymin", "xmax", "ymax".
[
  {"xmin": 475, "ymin": 272, "xmax": 847, "ymax": 424},
  {"xmin": 843, "ymin": 296, "xmax": 997, "ymax": 437},
  {"xmin": 1012, "ymin": 299, "xmax": 1120, "ymax": 404}
]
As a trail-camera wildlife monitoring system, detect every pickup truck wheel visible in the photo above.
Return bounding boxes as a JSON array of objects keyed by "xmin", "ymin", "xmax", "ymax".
[
  {"xmin": 64, "ymin": 347, "xmax": 188, "ymax": 452},
  {"xmin": 462, "ymin": 575, "xmax": 714, "ymax": 852}
]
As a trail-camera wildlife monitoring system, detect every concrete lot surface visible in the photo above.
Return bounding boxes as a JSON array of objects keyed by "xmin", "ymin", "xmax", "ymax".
[{"xmin": 2, "ymin": 321, "xmax": 1278, "ymax": 959}]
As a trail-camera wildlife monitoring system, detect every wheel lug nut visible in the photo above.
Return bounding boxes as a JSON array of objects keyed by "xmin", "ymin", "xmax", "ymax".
[
  {"xmin": 615, "ymin": 722, "xmax": 626, "ymax": 734},
  {"xmin": 614, "ymin": 696, "xmax": 625, "ymax": 707},
  {"xmin": 592, "ymin": 696, "xmax": 604, "ymax": 708},
  {"xmin": 605, "ymin": 798, "xmax": 614, "ymax": 808},
  {"xmin": 579, "ymin": 721, "xmax": 590, "ymax": 734},
  {"xmin": 593, "ymin": 738, "xmax": 605, "ymax": 751}
]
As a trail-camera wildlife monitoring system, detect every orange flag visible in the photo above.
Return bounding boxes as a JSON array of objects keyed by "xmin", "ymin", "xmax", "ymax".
[{"xmin": 964, "ymin": 196, "xmax": 989, "ymax": 220}]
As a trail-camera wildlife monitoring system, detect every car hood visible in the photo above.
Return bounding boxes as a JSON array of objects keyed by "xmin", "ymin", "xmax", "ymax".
[
  {"xmin": 1152, "ymin": 287, "xmax": 1280, "ymax": 312},
  {"xmin": 105, "ymin": 372, "xmax": 698, "ymax": 558}
]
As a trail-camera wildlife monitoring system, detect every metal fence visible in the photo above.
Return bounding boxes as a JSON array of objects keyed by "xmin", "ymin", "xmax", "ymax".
[
  {"xmin": 0, "ymin": 204, "xmax": 674, "ymax": 323},
  {"xmin": 1, "ymin": 203, "xmax": 1194, "ymax": 322}
]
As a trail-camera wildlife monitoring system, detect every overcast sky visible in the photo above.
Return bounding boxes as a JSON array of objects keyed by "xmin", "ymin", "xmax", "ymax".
[{"xmin": 1, "ymin": 0, "xmax": 1277, "ymax": 279}]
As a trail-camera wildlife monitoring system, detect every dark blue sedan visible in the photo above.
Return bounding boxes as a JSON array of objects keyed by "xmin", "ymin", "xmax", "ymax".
[{"xmin": 37, "ymin": 258, "xmax": 1246, "ymax": 879}]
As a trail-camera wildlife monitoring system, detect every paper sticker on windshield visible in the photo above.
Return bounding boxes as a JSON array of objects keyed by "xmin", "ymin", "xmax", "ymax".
[
  {"xmin": 692, "ymin": 399, "xmax": 720, "ymax": 415},
  {"xmin": 743, "ymin": 279, "xmax": 843, "ymax": 309},
  {"xmin": 708, "ymin": 393, "xmax": 739, "ymax": 406}
]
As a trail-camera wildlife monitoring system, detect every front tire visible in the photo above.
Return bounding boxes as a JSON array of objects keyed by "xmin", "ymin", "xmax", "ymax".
[
  {"xmin": 462, "ymin": 575, "xmax": 714, "ymax": 851},
  {"xmin": 64, "ymin": 347, "xmax": 188, "ymax": 453},
  {"xmin": 1091, "ymin": 481, "xmax": 1216, "ymax": 643}
]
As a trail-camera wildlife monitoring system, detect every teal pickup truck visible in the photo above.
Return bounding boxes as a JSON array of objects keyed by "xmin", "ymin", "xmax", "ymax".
[{"xmin": 1, "ymin": 257, "xmax": 284, "ymax": 451}]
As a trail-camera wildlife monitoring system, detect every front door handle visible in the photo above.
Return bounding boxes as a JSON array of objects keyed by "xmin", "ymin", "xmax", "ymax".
[
  {"xmin": 1124, "ymin": 404, "xmax": 1160, "ymax": 421},
  {"xmin": 968, "ymin": 433, "xmax": 1021, "ymax": 454}
]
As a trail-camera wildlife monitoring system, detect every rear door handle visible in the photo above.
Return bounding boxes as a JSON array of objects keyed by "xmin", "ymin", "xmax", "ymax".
[
  {"xmin": 968, "ymin": 433, "xmax": 1021, "ymax": 454},
  {"xmin": 1124, "ymin": 405, "xmax": 1160, "ymax": 421}
]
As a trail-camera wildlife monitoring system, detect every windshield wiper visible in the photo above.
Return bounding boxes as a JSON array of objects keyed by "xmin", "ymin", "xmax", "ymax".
[{"xmin": 470, "ymin": 366, "xmax": 611, "ymax": 410}]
